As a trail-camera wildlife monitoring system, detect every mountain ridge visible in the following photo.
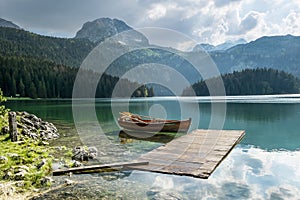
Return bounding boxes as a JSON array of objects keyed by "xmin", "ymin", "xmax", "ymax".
[
  {"xmin": 193, "ymin": 38, "xmax": 247, "ymax": 52},
  {"xmin": 0, "ymin": 18, "xmax": 21, "ymax": 29},
  {"xmin": 1, "ymin": 17, "xmax": 300, "ymax": 80}
]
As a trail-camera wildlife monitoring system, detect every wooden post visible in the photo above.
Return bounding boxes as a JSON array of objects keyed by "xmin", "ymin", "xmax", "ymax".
[{"xmin": 9, "ymin": 112, "xmax": 18, "ymax": 142}]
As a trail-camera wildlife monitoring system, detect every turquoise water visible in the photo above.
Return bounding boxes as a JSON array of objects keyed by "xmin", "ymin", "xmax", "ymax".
[{"xmin": 5, "ymin": 96, "xmax": 300, "ymax": 199}]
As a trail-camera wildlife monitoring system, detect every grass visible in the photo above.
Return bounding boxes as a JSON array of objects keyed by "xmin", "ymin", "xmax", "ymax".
[
  {"xmin": 0, "ymin": 92, "xmax": 74, "ymax": 198},
  {"xmin": 0, "ymin": 134, "xmax": 53, "ymax": 191},
  {"xmin": 0, "ymin": 112, "xmax": 72, "ymax": 199}
]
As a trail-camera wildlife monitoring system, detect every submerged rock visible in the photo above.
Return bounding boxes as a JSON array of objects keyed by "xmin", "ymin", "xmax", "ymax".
[
  {"xmin": 64, "ymin": 179, "xmax": 75, "ymax": 186},
  {"xmin": 41, "ymin": 176, "xmax": 54, "ymax": 186},
  {"xmin": 72, "ymin": 146, "xmax": 98, "ymax": 162}
]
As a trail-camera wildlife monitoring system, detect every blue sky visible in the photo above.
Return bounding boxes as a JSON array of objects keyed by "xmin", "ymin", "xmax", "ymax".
[{"xmin": 0, "ymin": 0, "xmax": 299, "ymax": 45}]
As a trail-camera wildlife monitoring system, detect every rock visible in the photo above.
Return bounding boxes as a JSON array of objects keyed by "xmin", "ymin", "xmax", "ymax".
[
  {"xmin": 20, "ymin": 117, "xmax": 34, "ymax": 127},
  {"xmin": 28, "ymin": 132, "xmax": 38, "ymax": 139},
  {"xmin": 34, "ymin": 122, "xmax": 41, "ymax": 129},
  {"xmin": 64, "ymin": 179, "xmax": 75, "ymax": 186},
  {"xmin": 0, "ymin": 156, "xmax": 8, "ymax": 164},
  {"xmin": 15, "ymin": 111, "xmax": 59, "ymax": 141},
  {"xmin": 88, "ymin": 147, "xmax": 98, "ymax": 159},
  {"xmin": 41, "ymin": 176, "xmax": 54, "ymax": 185},
  {"xmin": 1, "ymin": 126, "xmax": 9, "ymax": 135},
  {"xmin": 16, "ymin": 165, "xmax": 30, "ymax": 172},
  {"xmin": 72, "ymin": 160, "xmax": 82, "ymax": 167},
  {"xmin": 27, "ymin": 114, "xmax": 41, "ymax": 123},
  {"xmin": 15, "ymin": 181, "xmax": 25, "ymax": 187},
  {"xmin": 14, "ymin": 170, "xmax": 28, "ymax": 180},
  {"xmin": 21, "ymin": 111, "xmax": 30, "ymax": 116},
  {"xmin": 72, "ymin": 146, "xmax": 89, "ymax": 162}
]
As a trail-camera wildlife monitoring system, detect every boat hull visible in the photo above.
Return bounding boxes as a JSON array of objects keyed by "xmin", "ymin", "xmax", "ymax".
[{"xmin": 118, "ymin": 118, "xmax": 191, "ymax": 133}]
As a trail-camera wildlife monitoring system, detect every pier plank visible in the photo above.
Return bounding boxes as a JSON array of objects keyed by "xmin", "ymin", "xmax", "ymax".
[{"xmin": 128, "ymin": 129, "xmax": 245, "ymax": 179}]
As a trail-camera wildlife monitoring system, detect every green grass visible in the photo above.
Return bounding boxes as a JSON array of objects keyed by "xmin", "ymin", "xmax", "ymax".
[{"xmin": 0, "ymin": 134, "xmax": 53, "ymax": 191}]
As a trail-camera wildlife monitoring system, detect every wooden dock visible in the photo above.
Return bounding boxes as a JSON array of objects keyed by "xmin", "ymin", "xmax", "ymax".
[{"xmin": 127, "ymin": 129, "xmax": 245, "ymax": 179}]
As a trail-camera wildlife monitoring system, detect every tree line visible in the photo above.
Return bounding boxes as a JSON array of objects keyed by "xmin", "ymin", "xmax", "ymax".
[
  {"xmin": 0, "ymin": 56, "xmax": 153, "ymax": 98},
  {"xmin": 183, "ymin": 68, "xmax": 300, "ymax": 96}
]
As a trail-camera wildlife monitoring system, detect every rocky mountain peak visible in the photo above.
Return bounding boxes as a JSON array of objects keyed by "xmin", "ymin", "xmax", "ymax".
[
  {"xmin": 75, "ymin": 18, "xmax": 148, "ymax": 45},
  {"xmin": 0, "ymin": 18, "xmax": 21, "ymax": 29}
]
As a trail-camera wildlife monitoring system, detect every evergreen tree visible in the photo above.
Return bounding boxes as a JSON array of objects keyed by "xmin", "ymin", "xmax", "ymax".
[
  {"xmin": 18, "ymin": 79, "xmax": 25, "ymax": 97},
  {"xmin": 28, "ymin": 82, "xmax": 37, "ymax": 99}
]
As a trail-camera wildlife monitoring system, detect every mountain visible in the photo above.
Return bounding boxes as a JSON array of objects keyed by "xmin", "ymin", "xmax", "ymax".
[
  {"xmin": 0, "ymin": 18, "xmax": 153, "ymax": 98},
  {"xmin": 0, "ymin": 18, "xmax": 20, "ymax": 29},
  {"xmin": 75, "ymin": 18, "xmax": 149, "ymax": 45},
  {"xmin": 211, "ymin": 35, "xmax": 300, "ymax": 77},
  {"xmin": 0, "ymin": 27, "xmax": 95, "ymax": 67},
  {"xmin": 193, "ymin": 38, "xmax": 247, "ymax": 52}
]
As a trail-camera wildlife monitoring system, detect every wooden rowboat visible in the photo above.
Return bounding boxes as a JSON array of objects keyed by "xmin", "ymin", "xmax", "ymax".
[{"xmin": 118, "ymin": 112, "xmax": 191, "ymax": 133}]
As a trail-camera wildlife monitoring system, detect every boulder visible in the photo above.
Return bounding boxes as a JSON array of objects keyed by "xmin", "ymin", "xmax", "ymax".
[
  {"xmin": 72, "ymin": 146, "xmax": 89, "ymax": 162},
  {"xmin": 20, "ymin": 117, "xmax": 34, "ymax": 127}
]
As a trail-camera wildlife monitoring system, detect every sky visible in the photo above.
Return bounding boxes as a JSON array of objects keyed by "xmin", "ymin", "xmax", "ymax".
[{"xmin": 0, "ymin": 0, "xmax": 300, "ymax": 45}]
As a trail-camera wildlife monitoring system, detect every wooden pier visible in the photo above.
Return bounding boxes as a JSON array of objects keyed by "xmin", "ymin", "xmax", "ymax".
[
  {"xmin": 53, "ymin": 129, "xmax": 245, "ymax": 179},
  {"xmin": 127, "ymin": 129, "xmax": 245, "ymax": 179}
]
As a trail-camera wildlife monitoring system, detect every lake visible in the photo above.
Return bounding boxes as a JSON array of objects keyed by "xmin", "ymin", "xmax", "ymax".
[{"xmin": 5, "ymin": 95, "xmax": 300, "ymax": 199}]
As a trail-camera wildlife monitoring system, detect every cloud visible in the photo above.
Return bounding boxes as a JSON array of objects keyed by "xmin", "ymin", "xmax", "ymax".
[
  {"xmin": 130, "ymin": 146, "xmax": 300, "ymax": 199},
  {"xmin": 214, "ymin": 0, "xmax": 242, "ymax": 7},
  {"xmin": 226, "ymin": 11, "xmax": 260, "ymax": 35},
  {"xmin": 0, "ymin": 0, "xmax": 299, "ymax": 44},
  {"xmin": 147, "ymin": 4, "xmax": 167, "ymax": 20}
]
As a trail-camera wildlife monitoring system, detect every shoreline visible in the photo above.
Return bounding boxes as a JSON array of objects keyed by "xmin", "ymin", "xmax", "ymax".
[{"xmin": 0, "ymin": 111, "xmax": 74, "ymax": 200}]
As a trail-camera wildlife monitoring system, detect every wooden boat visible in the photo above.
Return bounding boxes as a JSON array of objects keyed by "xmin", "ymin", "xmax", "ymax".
[{"xmin": 118, "ymin": 112, "xmax": 191, "ymax": 133}]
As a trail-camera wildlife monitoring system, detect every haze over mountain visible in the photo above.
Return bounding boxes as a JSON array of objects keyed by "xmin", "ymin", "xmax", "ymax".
[
  {"xmin": 0, "ymin": 18, "xmax": 20, "ymax": 29},
  {"xmin": 193, "ymin": 38, "xmax": 247, "ymax": 52},
  {"xmin": 211, "ymin": 34, "xmax": 300, "ymax": 77}
]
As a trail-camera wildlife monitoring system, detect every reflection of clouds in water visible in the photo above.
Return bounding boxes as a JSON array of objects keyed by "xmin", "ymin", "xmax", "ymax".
[{"xmin": 135, "ymin": 146, "xmax": 300, "ymax": 199}]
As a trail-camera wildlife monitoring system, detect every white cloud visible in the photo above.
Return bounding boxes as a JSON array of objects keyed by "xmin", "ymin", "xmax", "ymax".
[
  {"xmin": 147, "ymin": 4, "xmax": 167, "ymax": 20},
  {"xmin": 0, "ymin": 0, "xmax": 299, "ymax": 44}
]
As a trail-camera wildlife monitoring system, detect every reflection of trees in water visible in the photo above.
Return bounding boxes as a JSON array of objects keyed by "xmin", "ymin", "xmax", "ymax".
[
  {"xmin": 199, "ymin": 103, "xmax": 299, "ymax": 123},
  {"xmin": 5, "ymin": 100, "xmax": 74, "ymax": 122},
  {"xmin": 226, "ymin": 103, "xmax": 299, "ymax": 123}
]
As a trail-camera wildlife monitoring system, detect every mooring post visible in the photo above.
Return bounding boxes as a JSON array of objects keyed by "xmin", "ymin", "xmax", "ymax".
[{"xmin": 8, "ymin": 111, "xmax": 18, "ymax": 142}]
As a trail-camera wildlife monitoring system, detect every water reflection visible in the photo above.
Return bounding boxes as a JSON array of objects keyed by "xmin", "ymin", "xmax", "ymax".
[
  {"xmin": 32, "ymin": 146, "xmax": 300, "ymax": 200},
  {"xmin": 118, "ymin": 130, "xmax": 182, "ymax": 144},
  {"xmin": 6, "ymin": 98, "xmax": 300, "ymax": 199}
]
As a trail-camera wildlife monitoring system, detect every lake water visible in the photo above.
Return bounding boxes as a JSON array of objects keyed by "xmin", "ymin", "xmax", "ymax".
[{"xmin": 5, "ymin": 95, "xmax": 300, "ymax": 199}]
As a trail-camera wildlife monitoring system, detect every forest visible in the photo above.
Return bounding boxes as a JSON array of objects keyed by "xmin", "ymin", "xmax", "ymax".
[
  {"xmin": 183, "ymin": 68, "xmax": 300, "ymax": 96},
  {"xmin": 0, "ymin": 27, "xmax": 153, "ymax": 98},
  {"xmin": 0, "ymin": 56, "xmax": 153, "ymax": 98},
  {"xmin": 1, "ymin": 27, "xmax": 299, "ymax": 98},
  {"xmin": 0, "ymin": 27, "xmax": 94, "ymax": 67}
]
